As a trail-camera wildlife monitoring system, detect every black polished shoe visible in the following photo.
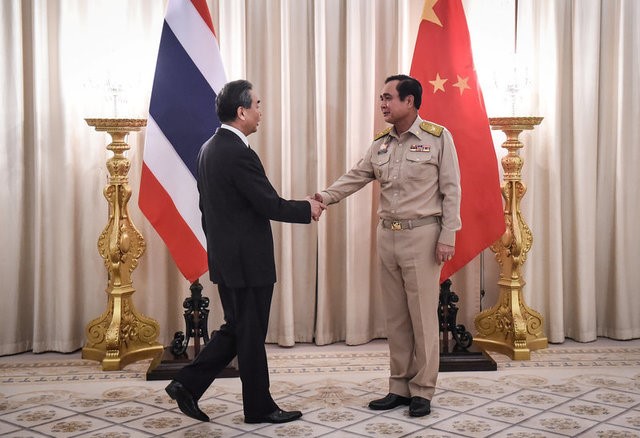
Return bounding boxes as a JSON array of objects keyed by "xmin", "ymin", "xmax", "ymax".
[
  {"xmin": 165, "ymin": 380, "xmax": 209, "ymax": 422},
  {"xmin": 368, "ymin": 393, "xmax": 411, "ymax": 410},
  {"xmin": 409, "ymin": 396, "xmax": 431, "ymax": 417},
  {"xmin": 244, "ymin": 409, "xmax": 302, "ymax": 424}
]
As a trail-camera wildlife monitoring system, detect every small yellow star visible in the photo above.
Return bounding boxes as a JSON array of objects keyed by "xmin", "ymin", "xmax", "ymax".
[
  {"xmin": 453, "ymin": 75, "xmax": 471, "ymax": 95},
  {"xmin": 422, "ymin": 0, "xmax": 442, "ymax": 27},
  {"xmin": 429, "ymin": 73, "xmax": 448, "ymax": 93}
]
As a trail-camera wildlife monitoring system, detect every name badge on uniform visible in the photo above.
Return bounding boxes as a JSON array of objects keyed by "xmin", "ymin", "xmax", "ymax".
[{"xmin": 409, "ymin": 144, "xmax": 430, "ymax": 152}]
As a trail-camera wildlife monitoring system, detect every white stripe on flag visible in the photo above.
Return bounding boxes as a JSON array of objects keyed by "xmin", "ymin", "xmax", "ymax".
[
  {"xmin": 165, "ymin": 0, "xmax": 227, "ymax": 94},
  {"xmin": 144, "ymin": 115, "xmax": 207, "ymax": 249}
]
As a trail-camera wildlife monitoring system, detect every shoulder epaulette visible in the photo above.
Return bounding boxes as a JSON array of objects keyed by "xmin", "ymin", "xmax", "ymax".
[
  {"xmin": 420, "ymin": 121, "xmax": 444, "ymax": 137},
  {"xmin": 373, "ymin": 126, "xmax": 392, "ymax": 141}
]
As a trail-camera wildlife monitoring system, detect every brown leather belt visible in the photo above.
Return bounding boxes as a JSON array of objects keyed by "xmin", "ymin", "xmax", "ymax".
[{"xmin": 381, "ymin": 216, "xmax": 439, "ymax": 231}]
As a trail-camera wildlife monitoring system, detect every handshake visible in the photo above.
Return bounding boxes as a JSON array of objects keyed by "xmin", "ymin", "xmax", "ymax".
[{"xmin": 305, "ymin": 193, "xmax": 326, "ymax": 222}]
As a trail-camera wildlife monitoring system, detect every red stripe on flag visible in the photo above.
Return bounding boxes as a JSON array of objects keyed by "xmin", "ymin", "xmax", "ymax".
[
  {"xmin": 139, "ymin": 164, "xmax": 209, "ymax": 283},
  {"xmin": 190, "ymin": 0, "xmax": 216, "ymax": 36},
  {"xmin": 410, "ymin": 0, "xmax": 505, "ymax": 282}
]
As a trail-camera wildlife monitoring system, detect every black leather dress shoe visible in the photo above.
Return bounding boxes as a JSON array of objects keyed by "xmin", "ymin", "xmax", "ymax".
[
  {"xmin": 368, "ymin": 393, "xmax": 411, "ymax": 410},
  {"xmin": 244, "ymin": 409, "xmax": 303, "ymax": 424},
  {"xmin": 165, "ymin": 380, "xmax": 210, "ymax": 422},
  {"xmin": 409, "ymin": 396, "xmax": 431, "ymax": 417}
]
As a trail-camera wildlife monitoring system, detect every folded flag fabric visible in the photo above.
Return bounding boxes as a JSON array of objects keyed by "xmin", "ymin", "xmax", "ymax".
[
  {"xmin": 139, "ymin": 0, "xmax": 227, "ymax": 282},
  {"xmin": 410, "ymin": 0, "xmax": 505, "ymax": 282}
]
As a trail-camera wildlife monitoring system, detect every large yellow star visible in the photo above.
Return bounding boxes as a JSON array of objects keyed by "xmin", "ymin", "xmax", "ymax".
[
  {"xmin": 453, "ymin": 75, "xmax": 471, "ymax": 95},
  {"xmin": 429, "ymin": 73, "xmax": 447, "ymax": 93},
  {"xmin": 422, "ymin": 0, "xmax": 442, "ymax": 27}
]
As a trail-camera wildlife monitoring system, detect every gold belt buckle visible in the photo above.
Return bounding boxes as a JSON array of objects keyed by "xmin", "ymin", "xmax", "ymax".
[{"xmin": 391, "ymin": 220, "xmax": 402, "ymax": 231}]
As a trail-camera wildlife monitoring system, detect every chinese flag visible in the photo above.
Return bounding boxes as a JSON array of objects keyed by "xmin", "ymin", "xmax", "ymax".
[{"xmin": 410, "ymin": 0, "xmax": 504, "ymax": 282}]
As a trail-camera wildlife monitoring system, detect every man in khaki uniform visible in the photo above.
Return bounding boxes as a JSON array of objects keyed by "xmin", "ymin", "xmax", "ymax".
[{"xmin": 315, "ymin": 75, "xmax": 461, "ymax": 417}]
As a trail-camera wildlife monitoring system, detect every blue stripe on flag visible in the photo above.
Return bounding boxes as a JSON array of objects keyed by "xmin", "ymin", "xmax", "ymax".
[{"xmin": 149, "ymin": 22, "xmax": 220, "ymax": 178}]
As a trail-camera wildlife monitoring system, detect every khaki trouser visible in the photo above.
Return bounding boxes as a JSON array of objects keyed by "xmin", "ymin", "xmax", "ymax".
[{"xmin": 377, "ymin": 221, "xmax": 441, "ymax": 400}]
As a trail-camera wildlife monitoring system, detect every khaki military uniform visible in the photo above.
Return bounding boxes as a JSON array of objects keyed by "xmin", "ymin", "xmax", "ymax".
[{"xmin": 321, "ymin": 116, "xmax": 461, "ymax": 399}]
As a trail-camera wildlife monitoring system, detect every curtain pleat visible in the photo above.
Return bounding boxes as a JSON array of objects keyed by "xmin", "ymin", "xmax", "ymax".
[{"xmin": 1, "ymin": 0, "xmax": 638, "ymax": 355}]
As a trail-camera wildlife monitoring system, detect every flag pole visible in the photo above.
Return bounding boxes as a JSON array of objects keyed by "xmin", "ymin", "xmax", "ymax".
[
  {"xmin": 146, "ymin": 280, "xmax": 240, "ymax": 380},
  {"xmin": 169, "ymin": 280, "xmax": 209, "ymax": 358},
  {"xmin": 480, "ymin": 251, "xmax": 485, "ymax": 311}
]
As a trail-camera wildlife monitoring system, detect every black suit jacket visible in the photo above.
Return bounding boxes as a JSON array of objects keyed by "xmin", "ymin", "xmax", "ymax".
[{"xmin": 197, "ymin": 128, "xmax": 311, "ymax": 288}]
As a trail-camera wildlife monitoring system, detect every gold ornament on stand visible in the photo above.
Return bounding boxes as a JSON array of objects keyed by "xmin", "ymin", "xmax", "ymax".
[
  {"xmin": 474, "ymin": 116, "xmax": 548, "ymax": 360},
  {"xmin": 82, "ymin": 118, "xmax": 163, "ymax": 371}
]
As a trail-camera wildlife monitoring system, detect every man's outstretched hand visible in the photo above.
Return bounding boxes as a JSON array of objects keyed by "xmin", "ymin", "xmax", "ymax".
[{"xmin": 306, "ymin": 196, "xmax": 326, "ymax": 221}]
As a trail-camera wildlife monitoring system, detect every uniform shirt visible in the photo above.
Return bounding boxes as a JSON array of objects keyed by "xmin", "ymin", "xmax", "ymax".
[{"xmin": 320, "ymin": 116, "xmax": 462, "ymax": 246}]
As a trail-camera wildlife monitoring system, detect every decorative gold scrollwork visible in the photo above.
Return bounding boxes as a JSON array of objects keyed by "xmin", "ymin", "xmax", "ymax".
[
  {"xmin": 82, "ymin": 119, "xmax": 163, "ymax": 371},
  {"xmin": 474, "ymin": 117, "xmax": 547, "ymax": 360}
]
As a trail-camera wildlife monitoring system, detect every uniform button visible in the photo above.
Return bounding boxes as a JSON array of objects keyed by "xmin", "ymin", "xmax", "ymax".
[
  {"xmin": 393, "ymin": 193, "xmax": 398, "ymax": 196},
  {"xmin": 395, "ymin": 159, "xmax": 400, "ymax": 163},
  {"xmin": 393, "ymin": 176, "xmax": 397, "ymax": 179}
]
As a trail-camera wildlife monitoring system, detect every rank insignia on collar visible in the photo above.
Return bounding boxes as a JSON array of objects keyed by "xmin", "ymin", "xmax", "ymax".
[{"xmin": 409, "ymin": 144, "xmax": 430, "ymax": 152}]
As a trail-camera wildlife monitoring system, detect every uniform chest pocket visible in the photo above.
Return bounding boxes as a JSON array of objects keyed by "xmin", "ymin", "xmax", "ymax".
[
  {"xmin": 371, "ymin": 152, "xmax": 391, "ymax": 181},
  {"xmin": 404, "ymin": 151, "xmax": 435, "ymax": 180}
]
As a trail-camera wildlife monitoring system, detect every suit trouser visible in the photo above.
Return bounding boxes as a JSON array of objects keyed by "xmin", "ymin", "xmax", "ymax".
[
  {"xmin": 377, "ymin": 221, "xmax": 441, "ymax": 400},
  {"xmin": 175, "ymin": 283, "xmax": 278, "ymax": 417}
]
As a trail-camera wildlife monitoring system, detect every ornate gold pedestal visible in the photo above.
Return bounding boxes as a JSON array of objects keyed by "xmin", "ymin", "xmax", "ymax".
[
  {"xmin": 474, "ymin": 117, "xmax": 548, "ymax": 360},
  {"xmin": 82, "ymin": 118, "xmax": 163, "ymax": 371}
]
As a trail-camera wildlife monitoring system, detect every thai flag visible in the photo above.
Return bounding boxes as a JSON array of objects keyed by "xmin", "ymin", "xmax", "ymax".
[{"xmin": 139, "ymin": 0, "xmax": 226, "ymax": 283}]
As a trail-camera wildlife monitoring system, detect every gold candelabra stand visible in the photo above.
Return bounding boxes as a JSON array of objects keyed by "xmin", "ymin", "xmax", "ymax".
[
  {"xmin": 474, "ymin": 116, "xmax": 548, "ymax": 360},
  {"xmin": 82, "ymin": 118, "xmax": 163, "ymax": 371}
]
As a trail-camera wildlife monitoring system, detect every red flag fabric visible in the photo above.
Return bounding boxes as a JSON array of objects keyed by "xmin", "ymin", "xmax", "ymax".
[{"xmin": 410, "ymin": 0, "xmax": 504, "ymax": 282}]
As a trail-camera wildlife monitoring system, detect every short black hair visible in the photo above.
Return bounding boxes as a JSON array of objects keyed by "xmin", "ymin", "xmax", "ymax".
[
  {"xmin": 385, "ymin": 74, "xmax": 422, "ymax": 110},
  {"xmin": 216, "ymin": 79, "xmax": 253, "ymax": 123}
]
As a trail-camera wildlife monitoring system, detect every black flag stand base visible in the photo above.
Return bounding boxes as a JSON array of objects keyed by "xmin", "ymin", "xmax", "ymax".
[
  {"xmin": 146, "ymin": 280, "xmax": 239, "ymax": 380},
  {"xmin": 147, "ymin": 278, "xmax": 494, "ymax": 379},
  {"xmin": 438, "ymin": 279, "xmax": 496, "ymax": 372}
]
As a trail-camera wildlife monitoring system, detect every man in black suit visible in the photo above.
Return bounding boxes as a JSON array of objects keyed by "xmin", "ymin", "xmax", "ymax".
[{"xmin": 166, "ymin": 79, "xmax": 325, "ymax": 424}]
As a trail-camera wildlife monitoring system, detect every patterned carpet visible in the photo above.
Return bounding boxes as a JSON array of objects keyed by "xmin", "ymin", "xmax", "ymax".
[{"xmin": 1, "ymin": 342, "xmax": 640, "ymax": 437}]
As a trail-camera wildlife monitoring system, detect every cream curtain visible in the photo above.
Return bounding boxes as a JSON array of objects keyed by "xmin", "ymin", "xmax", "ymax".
[
  {"xmin": 510, "ymin": 0, "xmax": 640, "ymax": 342},
  {"xmin": 1, "ymin": 0, "xmax": 638, "ymax": 355}
]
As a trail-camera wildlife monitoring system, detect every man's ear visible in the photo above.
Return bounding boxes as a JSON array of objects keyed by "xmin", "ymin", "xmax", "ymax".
[
  {"xmin": 237, "ymin": 106, "xmax": 246, "ymax": 121},
  {"xmin": 405, "ymin": 94, "xmax": 415, "ymax": 108}
]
